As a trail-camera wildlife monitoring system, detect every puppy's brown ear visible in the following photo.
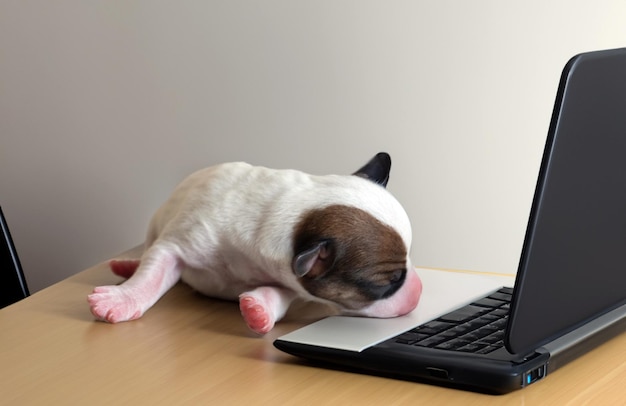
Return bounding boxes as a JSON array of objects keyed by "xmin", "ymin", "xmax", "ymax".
[
  {"xmin": 352, "ymin": 152, "xmax": 391, "ymax": 187},
  {"xmin": 292, "ymin": 240, "xmax": 335, "ymax": 278}
]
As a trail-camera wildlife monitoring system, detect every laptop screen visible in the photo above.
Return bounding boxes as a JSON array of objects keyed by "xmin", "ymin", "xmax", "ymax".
[
  {"xmin": 507, "ymin": 48, "xmax": 626, "ymax": 354},
  {"xmin": 0, "ymin": 207, "xmax": 29, "ymax": 308}
]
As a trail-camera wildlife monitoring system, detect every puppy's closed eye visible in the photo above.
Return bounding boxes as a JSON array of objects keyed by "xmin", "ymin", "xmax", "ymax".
[
  {"xmin": 371, "ymin": 268, "xmax": 406, "ymax": 286},
  {"xmin": 388, "ymin": 269, "xmax": 405, "ymax": 284},
  {"xmin": 360, "ymin": 268, "xmax": 407, "ymax": 301}
]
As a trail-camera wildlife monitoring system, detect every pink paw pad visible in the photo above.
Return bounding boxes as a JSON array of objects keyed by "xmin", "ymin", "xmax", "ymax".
[
  {"xmin": 239, "ymin": 295, "xmax": 275, "ymax": 334},
  {"xmin": 109, "ymin": 259, "xmax": 141, "ymax": 279}
]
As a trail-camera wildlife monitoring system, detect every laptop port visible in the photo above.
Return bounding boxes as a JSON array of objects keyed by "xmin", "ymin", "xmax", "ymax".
[
  {"xmin": 523, "ymin": 365, "xmax": 546, "ymax": 386},
  {"xmin": 426, "ymin": 367, "xmax": 449, "ymax": 380}
]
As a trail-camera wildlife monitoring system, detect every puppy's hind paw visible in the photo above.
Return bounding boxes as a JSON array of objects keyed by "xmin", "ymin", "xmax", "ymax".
[
  {"xmin": 239, "ymin": 295, "xmax": 276, "ymax": 335},
  {"xmin": 87, "ymin": 285, "xmax": 143, "ymax": 323},
  {"xmin": 109, "ymin": 259, "xmax": 141, "ymax": 279}
]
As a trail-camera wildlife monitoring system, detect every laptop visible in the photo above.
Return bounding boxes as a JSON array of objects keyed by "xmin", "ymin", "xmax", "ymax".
[
  {"xmin": 0, "ymin": 206, "xmax": 30, "ymax": 308},
  {"xmin": 274, "ymin": 48, "xmax": 626, "ymax": 394}
]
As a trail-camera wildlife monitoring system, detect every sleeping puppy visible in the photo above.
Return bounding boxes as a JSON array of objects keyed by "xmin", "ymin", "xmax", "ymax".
[{"xmin": 87, "ymin": 152, "xmax": 422, "ymax": 334}]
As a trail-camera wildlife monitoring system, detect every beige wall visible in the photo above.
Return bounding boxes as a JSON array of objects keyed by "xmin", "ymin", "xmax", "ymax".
[{"xmin": 2, "ymin": 1, "xmax": 626, "ymax": 291}]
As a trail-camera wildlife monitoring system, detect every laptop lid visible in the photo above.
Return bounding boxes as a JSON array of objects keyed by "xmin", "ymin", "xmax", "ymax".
[
  {"xmin": 506, "ymin": 48, "xmax": 626, "ymax": 355},
  {"xmin": 0, "ymin": 206, "xmax": 29, "ymax": 308}
]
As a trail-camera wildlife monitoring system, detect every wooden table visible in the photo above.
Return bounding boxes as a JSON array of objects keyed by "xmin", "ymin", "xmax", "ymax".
[{"xmin": 1, "ymin": 248, "xmax": 624, "ymax": 405}]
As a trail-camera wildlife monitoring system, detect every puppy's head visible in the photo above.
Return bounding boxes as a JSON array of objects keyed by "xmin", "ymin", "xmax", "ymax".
[{"xmin": 291, "ymin": 153, "xmax": 422, "ymax": 317}]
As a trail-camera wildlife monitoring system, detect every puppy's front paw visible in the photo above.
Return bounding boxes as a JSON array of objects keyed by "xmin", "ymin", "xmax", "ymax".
[
  {"xmin": 239, "ymin": 295, "xmax": 275, "ymax": 335},
  {"xmin": 87, "ymin": 286, "xmax": 143, "ymax": 323}
]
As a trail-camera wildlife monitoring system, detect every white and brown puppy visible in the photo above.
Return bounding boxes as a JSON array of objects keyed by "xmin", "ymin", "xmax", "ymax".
[{"xmin": 88, "ymin": 153, "xmax": 422, "ymax": 334}]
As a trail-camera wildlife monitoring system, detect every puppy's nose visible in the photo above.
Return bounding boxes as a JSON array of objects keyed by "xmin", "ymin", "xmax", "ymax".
[
  {"xmin": 393, "ymin": 269, "xmax": 422, "ymax": 316},
  {"xmin": 394, "ymin": 258, "xmax": 422, "ymax": 316}
]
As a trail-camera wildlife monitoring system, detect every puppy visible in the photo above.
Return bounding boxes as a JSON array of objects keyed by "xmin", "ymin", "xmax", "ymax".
[{"xmin": 88, "ymin": 152, "xmax": 422, "ymax": 334}]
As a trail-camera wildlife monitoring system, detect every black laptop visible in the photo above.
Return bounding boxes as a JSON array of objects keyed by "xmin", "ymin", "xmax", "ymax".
[{"xmin": 274, "ymin": 48, "xmax": 626, "ymax": 394}]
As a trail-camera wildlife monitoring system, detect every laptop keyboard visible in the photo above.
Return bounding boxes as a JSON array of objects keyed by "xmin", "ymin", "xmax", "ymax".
[{"xmin": 394, "ymin": 287, "xmax": 513, "ymax": 355}]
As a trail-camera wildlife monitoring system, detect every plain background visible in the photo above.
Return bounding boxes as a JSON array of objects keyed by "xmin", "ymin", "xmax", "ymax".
[{"xmin": 2, "ymin": 1, "xmax": 626, "ymax": 292}]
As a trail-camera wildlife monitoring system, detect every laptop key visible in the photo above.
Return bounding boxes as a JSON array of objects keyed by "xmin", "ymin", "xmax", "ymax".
[
  {"xmin": 476, "ymin": 345, "xmax": 501, "ymax": 355},
  {"xmin": 443, "ymin": 325, "xmax": 472, "ymax": 336},
  {"xmin": 457, "ymin": 343, "xmax": 488, "ymax": 353},
  {"xmin": 480, "ymin": 313, "xmax": 501, "ymax": 321},
  {"xmin": 395, "ymin": 332, "xmax": 429, "ymax": 345},
  {"xmin": 473, "ymin": 298, "xmax": 506, "ymax": 308},
  {"xmin": 491, "ymin": 318, "xmax": 509, "ymax": 329},
  {"xmin": 436, "ymin": 329, "xmax": 460, "ymax": 339},
  {"xmin": 435, "ymin": 341, "xmax": 461, "ymax": 350},
  {"xmin": 438, "ymin": 305, "xmax": 488, "ymax": 322},
  {"xmin": 416, "ymin": 320, "xmax": 455, "ymax": 334},
  {"xmin": 479, "ymin": 332, "xmax": 504, "ymax": 344},
  {"xmin": 415, "ymin": 336, "xmax": 448, "ymax": 348},
  {"xmin": 461, "ymin": 319, "xmax": 489, "ymax": 331},
  {"xmin": 490, "ymin": 308, "xmax": 509, "ymax": 317},
  {"xmin": 489, "ymin": 292, "xmax": 513, "ymax": 301},
  {"xmin": 476, "ymin": 324, "xmax": 500, "ymax": 334}
]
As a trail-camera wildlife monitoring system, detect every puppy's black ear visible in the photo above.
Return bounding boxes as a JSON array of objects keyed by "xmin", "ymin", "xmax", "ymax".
[
  {"xmin": 292, "ymin": 240, "xmax": 335, "ymax": 278},
  {"xmin": 352, "ymin": 152, "xmax": 391, "ymax": 187}
]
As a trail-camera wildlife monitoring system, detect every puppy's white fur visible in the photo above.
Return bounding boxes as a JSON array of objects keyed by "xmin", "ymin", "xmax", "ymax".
[{"xmin": 88, "ymin": 160, "xmax": 420, "ymax": 334}]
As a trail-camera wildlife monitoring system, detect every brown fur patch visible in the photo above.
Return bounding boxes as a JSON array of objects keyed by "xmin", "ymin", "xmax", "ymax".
[{"xmin": 292, "ymin": 204, "xmax": 408, "ymax": 309}]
